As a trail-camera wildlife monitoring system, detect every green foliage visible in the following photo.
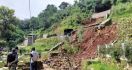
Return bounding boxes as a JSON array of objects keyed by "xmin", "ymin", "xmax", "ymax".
[
  {"xmin": 99, "ymin": 43, "xmax": 123, "ymax": 62},
  {"xmin": 116, "ymin": 0, "xmax": 132, "ymax": 3},
  {"xmin": 77, "ymin": 26, "xmax": 84, "ymax": 42},
  {"xmin": 112, "ymin": 2, "xmax": 132, "ymax": 45},
  {"xmin": 25, "ymin": 37, "xmax": 61, "ymax": 52},
  {"xmin": 55, "ymin": 14, "xmax": 82, "ymax": 34},
  {"xmin": 20, "ymin": 0, "xmax": 95, "ymax": 35},
  {"xmin": 0, "ymin": 62, "xmax": 5, "ymax": 68},
  {"xmin": 81, "ymin": 60, "xmax": 119, "ymax": 70},
  {"xmin": 112, "ymin": 3, "xmax": 132, "ymax": 17},
  {"xmin": 81, "ymin": 60, "xmax": 89, "ymax": 70},
  {"xmin": 63, "ymin": 42, "xmax": 79, "ymax": 54},
  {"xmin": 125, "ymin": 42, "xmax": 132, "ymax": 63},
  {"xmin": 111, "ymin": 3, "xmax": 132, "ymax": 63},
  {"xmin": 111, "ymin": 47, "xmax": 122, "ymax": 62},
  {"xmin": 0, "ymin": 40, "xmax": 6, "ymax": 47},
  {"xmin": 66, "ymin": 46, "xmax": 78, "ymax": 54},
  {"xmin": 19, "ymin": 0, "xmax": 132, "ymax": 36},
  {"xmin": 30, "ymin": 17, "xmax": 40, "ymax": 29},
  {"xmin": 19, "ymin": 19, "xmax": 30, "ymax": 34},
  {"xmin": 59, "ymin": 2, "xmax": 69, "ymax": 9},
  {"xmin": 0, "ymin": 6, "xmax": 24, "ymax": 48},
  {"xmin": 38, "ymin": 5, "xmax": 58, "ymax": 29},
  {"xmin": 77, "ymin": 0, "xmax": 96, "ymax": 13},
  {"xmin": 89, "ymin": 62, "xmax": 118, "ymax": 70},
  {"xmin": 99, "ymin": 45, "xmax": 108, "ymax": 54}
]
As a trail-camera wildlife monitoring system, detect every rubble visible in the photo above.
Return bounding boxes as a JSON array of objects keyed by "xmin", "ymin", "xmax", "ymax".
[{"xmin": 44, "ymin": 51, "xmax": 80, "ymax": 70}]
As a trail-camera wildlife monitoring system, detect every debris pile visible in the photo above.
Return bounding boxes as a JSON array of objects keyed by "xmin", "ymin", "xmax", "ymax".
[{"xmin": 44, "ymin": 51, "xmax": 80, "ymax": 70}]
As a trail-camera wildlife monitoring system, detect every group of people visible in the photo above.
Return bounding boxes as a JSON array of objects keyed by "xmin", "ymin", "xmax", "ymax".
[{"xmin": 7, "ymin": 47, "xmax": 39, "ymax": 70}]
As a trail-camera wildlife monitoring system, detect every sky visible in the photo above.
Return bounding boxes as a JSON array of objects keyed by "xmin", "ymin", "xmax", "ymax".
[{"xmin": 0, "ymin": 0, "xmax": 74, "ymax": 20}]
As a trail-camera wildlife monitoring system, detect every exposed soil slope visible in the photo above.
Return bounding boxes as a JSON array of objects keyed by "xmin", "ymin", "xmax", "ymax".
[{"xmin": 76, "ymin": 18, "xmax": 117, "ymax": 59}]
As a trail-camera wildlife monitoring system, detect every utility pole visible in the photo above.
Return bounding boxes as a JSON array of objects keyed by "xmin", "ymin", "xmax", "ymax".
[{"xmin": 28, "ymin": 0, "xmax": 34, "ymax": 45}]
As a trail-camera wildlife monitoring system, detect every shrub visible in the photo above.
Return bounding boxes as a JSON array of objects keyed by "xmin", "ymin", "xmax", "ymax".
[
  {"xmin": 63, "ymin": 42, "xmax": 79, "ymax": 54},
  {"xmin": 125, "ymin": 42, "xmax": 132, "ymax": 63},
  {"xmin": 81, "ymin": 60, "xmax": 119, "ymax": 70}
]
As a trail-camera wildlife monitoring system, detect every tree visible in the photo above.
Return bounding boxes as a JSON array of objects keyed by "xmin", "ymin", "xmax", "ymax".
[
  {"xmin": 0, "ymin": 6, "xmax": 24, "ymax": 48},
  {"xmin": 19, "ymin": 19, "xmax": 30, "ymax": 32},
  {"xmin": 38, "ymin": 4, "xmax": 58, "ymax": 29},
  {"xmin": 95, "ymin": 0, "xmax": 112, "ymax": 12},
  {"xmin": 77, "ymin": 0, "xmax": 96, "ymax": 13},
  {"xmin": 59, "ymin": 2, "xmax": 70, "ymax": 9},
  {"xmin": 30, "ymin": 17, "xmax": 39, "ymax": 29}
]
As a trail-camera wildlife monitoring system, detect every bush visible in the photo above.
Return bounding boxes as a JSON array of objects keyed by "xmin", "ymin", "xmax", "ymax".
[
  {"xmin": 63, "ymin": 42, "xmax": 79, "ymax": 54},
  {"xmin": 99, "ymin": 44, "xmax": 114, "ymax": 55},
  {"xmin": 125, "ymin": 42, "xmax": 132, "ymax": 63},
  {"xmin": 112, "ymin": 3, "xmax": 132, "ymax": 17},
  {"xmin": 99, "ymin": 43, "xmax": 123, "ymax": 63},
  {"xmin": 111, "ymin": 3, "xmax": 132, "ymax": 63},
  {"xmin": 99, "ymin": 45, "xmax": 108, "ymax": 55},
  {"xmin": 81, "ymin": 60, "xmax": 119, "ymax": 70},
  {"xmin": 0, "ymin": 62, "xmax": 5, "ymax": 68},
  {"xmin": 112, "ymin": 47, "xmax": 122, "ymax": 63}
]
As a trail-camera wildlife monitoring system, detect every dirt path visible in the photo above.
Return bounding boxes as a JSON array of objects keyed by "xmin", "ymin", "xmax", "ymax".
[{"xmin": 92, "ymin": 10, "xmax": 111, "ymax": 18}]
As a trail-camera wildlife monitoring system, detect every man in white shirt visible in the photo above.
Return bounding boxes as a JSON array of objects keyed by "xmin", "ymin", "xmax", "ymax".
[{"xmin": 30, "ymin": 47, "xmax": 39, "ymax": 70}]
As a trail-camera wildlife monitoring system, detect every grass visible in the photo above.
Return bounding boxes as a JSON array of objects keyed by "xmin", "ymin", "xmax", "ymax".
[
  {"xmin": 24, "ymin": 37, "xmax": 61, "ymax": 53},
  {"xmin": 0, "ymin": 61, "xmax": 4, "ymax": 68},
  {"xmin": 81, "ymin": 59, "xmax": 119, "ymax": 70},
  {"xmin": 53, "ymin": 11, "xmax": 87, "ymax": 34},
  {"xmin": 112, "ymin": 3, "xmax": 132, "ymax": 17},
  {"xmin": 89, "ymin": 62, "xmax": 118, "ymax": 70},
  {"xmin": 63, "ymin": 42, "xmax": 79, "ymax": 54},
  {"xmin": 112, "ymin": 2, "xmax": 132, "ymax": 42}
]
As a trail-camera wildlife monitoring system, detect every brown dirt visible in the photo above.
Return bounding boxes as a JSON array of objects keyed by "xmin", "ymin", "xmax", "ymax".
[
  {"xmin": 75, "ymin": 19, "xmax": 117, "ymax": 60},
  {"xmin": 44, "ymin": 51, "xmax": 79, "ymax": 70}
]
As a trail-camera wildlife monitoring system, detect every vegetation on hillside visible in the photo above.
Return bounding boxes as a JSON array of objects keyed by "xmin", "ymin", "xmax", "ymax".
[
  {"xmin": 0, "ymin": 6, "xmax": 24, "ymax": 48},
  {"xmin": 25, "ymin": 37, "xmax": 61, "ymax": 52},
  {"xmin": 81, "ymin": 59, "xmax": 119, "ymax": 70},
  {"xmin": 19, "ymin": 0, "xmax": 120, "ymax": 35},
  {"xmin": 111, "ymin": 2, "xmax": 132, "ymax": 63}
]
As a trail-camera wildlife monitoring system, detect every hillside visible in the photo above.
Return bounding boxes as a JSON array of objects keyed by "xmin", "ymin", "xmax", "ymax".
[
  {"xmin": 76, "ymin": 18, "xmax": 117, "ymax": 59},
  {"xmin": 1, "ymin": 0, "xmax": 132, "ymax": 70},
  {"xmin": 22, "ymin": 2, "xmax": 132, "ymax": 70},
  {"xmin": 42, "ymin": 2, "xmax": 132, "ymax": 70}
]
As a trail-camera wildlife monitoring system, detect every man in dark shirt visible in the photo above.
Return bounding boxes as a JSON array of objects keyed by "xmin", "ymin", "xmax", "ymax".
[{"xmin": 7, "ymin": 47, "xmax": 18, "ymax": 70}]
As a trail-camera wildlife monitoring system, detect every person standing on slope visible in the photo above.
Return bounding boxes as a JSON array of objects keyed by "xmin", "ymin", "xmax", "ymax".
[{"xmin": 30, "ymin": 47, "xmax": 39, "ymax": 70}]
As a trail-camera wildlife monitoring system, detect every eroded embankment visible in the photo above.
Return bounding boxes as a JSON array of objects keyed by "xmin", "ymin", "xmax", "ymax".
[{"xmin": 75, "ymin": 18, "xmax": 117, "ymax": 59}]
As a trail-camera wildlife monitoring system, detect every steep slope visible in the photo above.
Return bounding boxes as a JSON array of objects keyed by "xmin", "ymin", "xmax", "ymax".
[{"xmin": 75, "ymin": 14, "xmax": 117, "ymax": 59}]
